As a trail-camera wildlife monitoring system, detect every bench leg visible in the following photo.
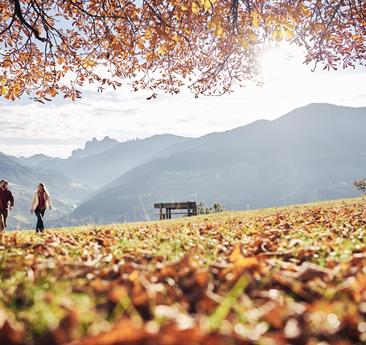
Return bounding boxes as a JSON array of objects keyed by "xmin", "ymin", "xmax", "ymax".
[{"xmin": 166, "ymin": 209, "xmax": 172, "ymax": 219}]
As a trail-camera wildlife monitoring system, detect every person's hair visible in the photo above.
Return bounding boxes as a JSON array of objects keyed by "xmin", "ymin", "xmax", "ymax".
[
  {"xmin": 39, "ymin": 182, "xmax": 45, "ymax": 188},
  {"xmin": 1, "ymin": 179, "xmax": 8, "ymax": 185}
]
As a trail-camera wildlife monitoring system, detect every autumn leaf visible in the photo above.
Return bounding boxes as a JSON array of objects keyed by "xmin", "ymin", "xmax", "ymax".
[
  {"xmin": 49, "ymin": 87, "xmax": 58, "ymax": 97},
  {"xmin": 157, "ymin": 45, "xmax": 168, "ymax": 55},
  {"xmin": 215, "ymin": 26, "xmax": 224, "ymax": 38},
  {"xmin": 229, "ymin": 243, "xmax": 259, "ymax": 269},
  {"xmin": 82, "ymin": 58, "xmax": 97, "ymax": 68},
  {"xmin": 2, "ymin": 59, "xmax": 12, "ymax": 68},
  {"xmin": 80, "ymin": 319, "xmax": 150, "ymax": 345},
  {"xmin": 272, "ymin": 26, "xmax": 284, "ymax": 41},
  {"xmin": 0, "ymin": 87, "xmax": 8, "ymax": 96},
  {"xmin": 203, "ymin": 0, "xmax": 212, "ymax": 12},
  {"xmin": 191, "ymin": 2, "xmax": 200, "ymax": 14},
  {"xmin": 252, "ymin": 12, "xmax": 261, "ymax": 27}
]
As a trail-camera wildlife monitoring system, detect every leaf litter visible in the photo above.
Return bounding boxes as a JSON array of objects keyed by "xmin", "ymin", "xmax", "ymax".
[{"xmin": 0, "ymin": 198, "xmax": 366, "ymax": 344}]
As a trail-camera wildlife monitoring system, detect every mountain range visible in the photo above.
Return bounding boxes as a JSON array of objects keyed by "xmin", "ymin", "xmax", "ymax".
[
  {"xmin": 20, "ymin": 135, "xmax": 188, "ymax": 188},
  {"xmin": 1, "ymin": 103, "xmax": 365, "ymax": 229}
]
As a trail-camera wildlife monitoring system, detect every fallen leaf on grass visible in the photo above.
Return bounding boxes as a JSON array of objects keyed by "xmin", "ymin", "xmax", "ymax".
[
  {"xmin": 77, "ymin": 321, "xmax": 148, "ymax": 345},
  {"xmin": 0, "ymin": 310, "xmax": 24, "ymax": 345}
]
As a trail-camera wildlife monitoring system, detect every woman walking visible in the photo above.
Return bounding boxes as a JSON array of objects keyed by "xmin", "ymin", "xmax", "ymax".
[{"xmin": 31, "ymin": 183, "xmax": 52, "ymax": 233}]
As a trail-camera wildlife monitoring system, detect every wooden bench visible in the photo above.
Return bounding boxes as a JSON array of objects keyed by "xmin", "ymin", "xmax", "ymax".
[{"xmin": 154, "ymin": 202, "xmax": 198, "ymax": 220}]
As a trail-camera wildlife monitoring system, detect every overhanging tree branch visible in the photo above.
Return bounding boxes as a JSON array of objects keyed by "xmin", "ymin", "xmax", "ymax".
[{"xmin": 11, "ymin": 0, "xmax": 47, "ymax": 42}]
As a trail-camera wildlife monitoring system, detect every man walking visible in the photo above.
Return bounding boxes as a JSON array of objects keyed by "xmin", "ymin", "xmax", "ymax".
[
  {"xmin": 0, "ymin": 186, "xmax": 4, "ymax": 232},
  {"xmin": 0, "ymin": 180, "xmax": 15, "ymax": 231}
]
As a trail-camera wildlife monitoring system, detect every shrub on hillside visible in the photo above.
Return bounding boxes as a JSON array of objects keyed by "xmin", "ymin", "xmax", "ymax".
[
  {"xmin": 197, "ymin": 202, "xmax": 224, "ymax": 215},
  {"xmin": 353, "ymin": 179, "xmax": 366, "ymax": 194}
]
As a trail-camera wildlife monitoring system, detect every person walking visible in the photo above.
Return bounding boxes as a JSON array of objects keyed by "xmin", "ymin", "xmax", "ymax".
[
  {"xmin": 0, "ymin": 180, "xmax": 15, "ymax": 231},
  {"xmin": 31, "ymin": 183, "xmax": 52, "ymax": 233},
  {"xmin": 0, "ymin": 185, "xmax": 4, "ymax": 233}
]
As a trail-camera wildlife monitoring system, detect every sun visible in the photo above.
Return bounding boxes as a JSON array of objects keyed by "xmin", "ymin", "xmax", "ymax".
[{"xmin": 259, "ymin": 43, "xmax": 307, "ymax": 82}]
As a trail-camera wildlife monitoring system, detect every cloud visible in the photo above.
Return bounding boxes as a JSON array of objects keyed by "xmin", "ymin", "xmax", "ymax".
[
  {"xmin": 0, "ymin": 144, "xmax": 78, "ymax": 158},
  {"xmin": 0, "ymin": 44, "xmax": 365, "ymax": 158}
]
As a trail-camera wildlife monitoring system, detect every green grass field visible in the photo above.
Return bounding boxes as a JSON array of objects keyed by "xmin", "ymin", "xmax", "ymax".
[{"xmin": 1, "ymin": 197, "xmax": 366, "ymax": 345}]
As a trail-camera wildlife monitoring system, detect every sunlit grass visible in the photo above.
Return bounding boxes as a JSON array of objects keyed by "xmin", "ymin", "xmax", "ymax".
[{"xmin": 0, "ymin": 196, "xmax": 365, "ymax": 343}]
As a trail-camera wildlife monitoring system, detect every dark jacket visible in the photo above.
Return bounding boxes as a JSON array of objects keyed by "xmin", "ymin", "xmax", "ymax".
[{"xmin": 0, "ymin": 189, "xmax": 14, "ymax": 211}]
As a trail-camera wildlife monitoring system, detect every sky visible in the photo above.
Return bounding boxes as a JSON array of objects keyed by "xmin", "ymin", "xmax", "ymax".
[{"xmin": 1, "ymin": 43, "xmax": 366, "ymax": 158}]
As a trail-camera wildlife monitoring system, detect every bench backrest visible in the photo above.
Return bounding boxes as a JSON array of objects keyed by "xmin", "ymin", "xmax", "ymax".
[{"xmin": 154, "ymin": 202, "xmax": 197, "ymax": 210}]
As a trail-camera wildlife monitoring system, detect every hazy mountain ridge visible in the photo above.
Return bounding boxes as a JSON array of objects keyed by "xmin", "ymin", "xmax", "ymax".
[
  {"xmin": 32, "ymin": 134, "xmax": 189, "ymax": 188},
  {"xmin": 17, "ymin": 153, "xmax": 51, "ymax": 167},
  {"xmin": 71, "ymin": 103, "xmax": 366, "ymax": 224},
  {"xmin": 71, "ymin": 136, "xmax": 119, "ymax": 159}
]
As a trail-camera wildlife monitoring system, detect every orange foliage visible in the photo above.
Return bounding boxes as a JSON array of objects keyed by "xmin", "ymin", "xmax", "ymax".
[{"xmin": 0, "ymin": 0, "xmax": 365, "ymax": 101}]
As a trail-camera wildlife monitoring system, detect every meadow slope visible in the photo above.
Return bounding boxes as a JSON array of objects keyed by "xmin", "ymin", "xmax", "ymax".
[{"xmin": 1, "ymin": 198, "xmax": 366, "ymax": 345}]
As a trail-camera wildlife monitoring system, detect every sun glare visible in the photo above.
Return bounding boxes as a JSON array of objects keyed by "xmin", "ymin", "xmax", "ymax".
[
  {"xmin": 241, "ymin": 43, "xmax": 321, "ymax": 112},
  {"xmin": 259, "ymin": 43, "xmax": 306, "ymax": 82}
]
